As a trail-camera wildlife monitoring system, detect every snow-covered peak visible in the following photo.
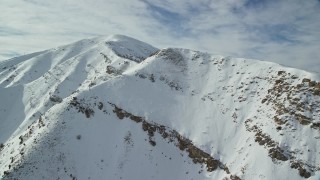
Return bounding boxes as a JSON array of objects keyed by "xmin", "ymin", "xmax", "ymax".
[
  {"xmin": 0, "ymin": 35, "xmax": 319, "ymax": 180},
  {"xmin": 102, "ymin": 34, "xmax": 159, "ymax": 62},
  {"xmin": 104, "ymin": 34, "xmax": 147, "ymax": 43}
]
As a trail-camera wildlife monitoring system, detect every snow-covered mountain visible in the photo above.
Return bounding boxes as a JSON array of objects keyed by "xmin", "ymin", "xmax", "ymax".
[{"xmin": 0, "ymin": 34, "xmax": 319, "ymax": 180}]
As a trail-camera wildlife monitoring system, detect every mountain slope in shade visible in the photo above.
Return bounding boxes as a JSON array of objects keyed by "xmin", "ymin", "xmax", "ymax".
[{"xmin": 0, "ymin": 35, "xmax": 319, "ymax": 180}]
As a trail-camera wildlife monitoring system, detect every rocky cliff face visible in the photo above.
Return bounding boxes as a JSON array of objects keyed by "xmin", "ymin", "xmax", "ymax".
[{"xmin": 0, "ymin": 35, "xmax": 319, "ymax": 180}]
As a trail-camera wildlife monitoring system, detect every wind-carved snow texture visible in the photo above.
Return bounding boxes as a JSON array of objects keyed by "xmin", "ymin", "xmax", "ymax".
[{"xmin": 0, "ymin": 34, "xmax": 320, "ymax": 180}]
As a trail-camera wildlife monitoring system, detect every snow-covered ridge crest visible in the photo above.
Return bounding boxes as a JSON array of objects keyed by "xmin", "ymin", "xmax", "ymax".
[{"xmin": 0, "ymin": 35, "xmax": 320, "ymax": 180}]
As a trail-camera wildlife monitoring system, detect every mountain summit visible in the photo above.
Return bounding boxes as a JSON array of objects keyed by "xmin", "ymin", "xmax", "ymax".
[{"xmin": 0, "ymin": 35, "xmax": 319, "ymax": 180}]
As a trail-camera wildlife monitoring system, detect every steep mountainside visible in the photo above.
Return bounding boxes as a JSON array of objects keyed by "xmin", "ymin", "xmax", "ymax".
[{"xmin": 0, "ymin": 35, "xmax": 319, "ymax": 180}]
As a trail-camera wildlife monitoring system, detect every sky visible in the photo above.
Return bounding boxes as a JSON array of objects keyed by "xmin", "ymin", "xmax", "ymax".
[{"xmin": 1, "ymin": 0, "xmax": 320, "ymax": 72}]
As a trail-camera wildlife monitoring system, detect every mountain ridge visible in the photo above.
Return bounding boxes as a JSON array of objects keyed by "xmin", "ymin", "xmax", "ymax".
[{"xmin": 0, "ymin": 35, "xmax": 319, "ymax": 180}]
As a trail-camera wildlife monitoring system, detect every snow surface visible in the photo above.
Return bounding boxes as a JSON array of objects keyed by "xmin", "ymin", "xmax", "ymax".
[{"xmin": 0, "ymin": 34, "xmax": 320, "ymax": 180}]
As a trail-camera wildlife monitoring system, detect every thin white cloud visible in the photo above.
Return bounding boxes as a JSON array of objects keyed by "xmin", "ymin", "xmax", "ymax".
[{"xmin": 0, "ymin": 0, "xmax": 319, "ymax": 73}]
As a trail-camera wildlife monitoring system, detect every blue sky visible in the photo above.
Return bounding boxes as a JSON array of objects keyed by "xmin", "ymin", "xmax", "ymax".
[{"xmin": 1, "ymin": 0, "xmax": 320, "ymax": 72}]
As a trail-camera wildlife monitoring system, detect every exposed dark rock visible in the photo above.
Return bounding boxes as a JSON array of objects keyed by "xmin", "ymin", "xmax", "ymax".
[
  {"xmin": 69, "ymin": 97, "xmax": 95, "ymax": 118},
  {"xmin": 108, "ymin": 102, "xmax": 233, "ymax": 175}
]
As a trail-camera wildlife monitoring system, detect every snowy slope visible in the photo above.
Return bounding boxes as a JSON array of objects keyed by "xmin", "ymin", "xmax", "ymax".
[{"xmin": 0, "ymin": 35, "xmax": 319, "ymax": 180}]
